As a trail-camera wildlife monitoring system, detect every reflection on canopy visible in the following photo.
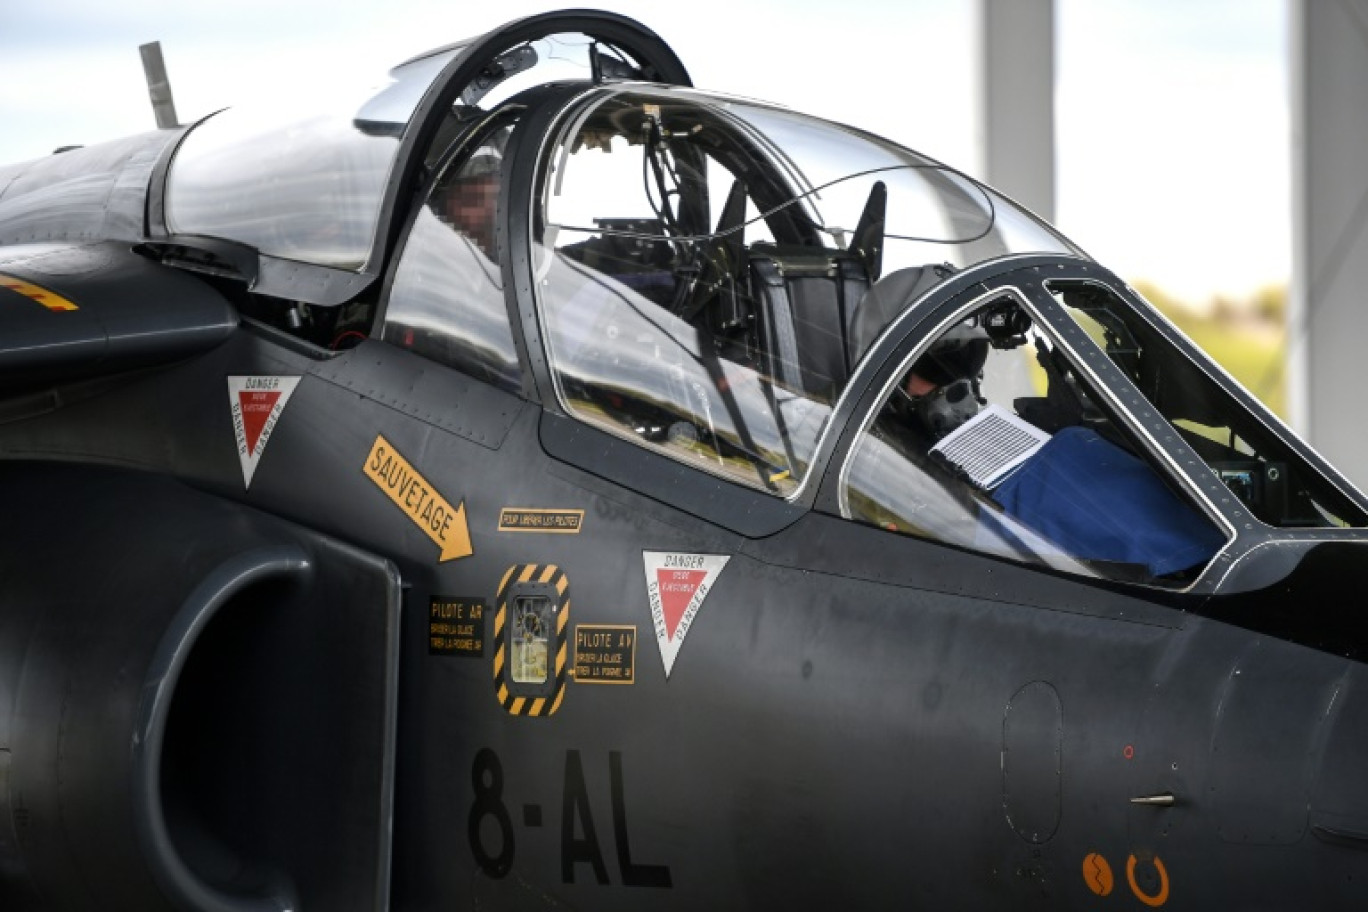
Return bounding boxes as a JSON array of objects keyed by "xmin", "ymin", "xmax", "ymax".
[
  {"xmin": 165, "ymin": 32, "xmax": 637, "ymax": 270},
  {"xmin": 536, "ymin": 85, "xmax": 1084, "ymax": 497}
]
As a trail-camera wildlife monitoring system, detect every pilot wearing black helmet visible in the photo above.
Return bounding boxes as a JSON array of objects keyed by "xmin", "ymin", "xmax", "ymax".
[
  {"xmin": 886, "ymin": 309, "xmax": 1223, "ymax": 578},
  {"xmin": 894, "ymin": 321, "xmax": 990, "ymax": 442}
]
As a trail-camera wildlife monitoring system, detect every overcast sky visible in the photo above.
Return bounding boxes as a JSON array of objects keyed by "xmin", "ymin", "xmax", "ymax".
[{"xmin": 0, "ymin": 0, "xmax": 1288, "ymax": 303}]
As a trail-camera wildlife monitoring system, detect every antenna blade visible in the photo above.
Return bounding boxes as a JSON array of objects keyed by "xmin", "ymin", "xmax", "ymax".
[{"xmin": 139, "ymin": 41, "xmax": 179, "ymax": 129}]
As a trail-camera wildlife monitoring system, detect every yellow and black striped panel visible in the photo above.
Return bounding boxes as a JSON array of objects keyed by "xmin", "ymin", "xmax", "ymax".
[{"xmin": 492, "ymin": 563, "xmax": 570, "ymax": 717}]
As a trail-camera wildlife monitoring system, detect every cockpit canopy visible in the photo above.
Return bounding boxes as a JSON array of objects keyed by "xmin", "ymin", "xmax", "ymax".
[
  {"xmin": 532, "ymin": 85, "xmax": 1082, "ymax": 494},
  {"xmin": 164, "ymin": 48, "xmax": 455, "ymax": 270},
  {"xmin": 163, "ymin": 28, "xmax": 687, "ymax": 271}
]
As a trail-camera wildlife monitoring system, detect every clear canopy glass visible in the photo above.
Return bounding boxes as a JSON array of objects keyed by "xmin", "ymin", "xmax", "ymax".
[
  {"xmin": 165, "ymin": 50, "xmax": 455, "ymax": 269},
  {"xmin": 534, "ymin": 86, "xmax": 1086, "ymax": 496},
  {"xmin": 164, "ymin": 32, "xmax": 618, "ymax": 270}
]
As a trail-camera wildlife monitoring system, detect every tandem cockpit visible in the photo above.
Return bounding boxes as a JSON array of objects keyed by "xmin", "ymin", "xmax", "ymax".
[{"xmin": 146, "ymin": 13, "xmax": 1368, "ymax": 594}]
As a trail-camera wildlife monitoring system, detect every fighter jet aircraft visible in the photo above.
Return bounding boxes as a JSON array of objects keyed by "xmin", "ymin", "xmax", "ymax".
[{"xmin": 2, "ymin": 9, "xmax": 1366, "ymax": 911}]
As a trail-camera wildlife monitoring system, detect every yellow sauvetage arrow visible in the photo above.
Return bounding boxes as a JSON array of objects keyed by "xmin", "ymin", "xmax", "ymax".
[{"xmin": 363, "ymin": 434, "xmax": 473, "ymax": 562}]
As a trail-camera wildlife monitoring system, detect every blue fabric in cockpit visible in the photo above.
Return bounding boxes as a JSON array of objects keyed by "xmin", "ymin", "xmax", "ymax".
[{"xmin": 991, "ymin": 426, "xmax": 1225, "ymax": 576}]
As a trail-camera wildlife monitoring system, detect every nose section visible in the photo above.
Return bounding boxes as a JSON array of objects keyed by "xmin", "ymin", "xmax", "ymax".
[
  {"xmin": 1311, "ymin": 670, "xmax": 1368, "ymax": 848},
  {"xmin": 1207, "ymin": 639, "xmax": 1339, "ymax": 846}
]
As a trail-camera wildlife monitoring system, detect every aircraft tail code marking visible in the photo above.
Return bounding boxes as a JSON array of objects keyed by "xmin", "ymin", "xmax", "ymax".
[
  {"xmin": 227, "ymin": 376, "xmax": 301, "ymax": 488},
  {"xmin": 0, "ymin": 274, "xmax": 80, "ymax": 311},
  {"xmin": 493, "ymin": 564, "xmax": 569, "ymax": 717},
  {"xmin": 642, "ymin": 551, "xmax": 730, "ymax": 679}
]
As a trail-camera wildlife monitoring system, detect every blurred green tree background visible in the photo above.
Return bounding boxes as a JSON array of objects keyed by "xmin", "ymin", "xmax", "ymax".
[{"xmin": 1130, "ymin": 280, "xmax": 1286, "ymax": 417}]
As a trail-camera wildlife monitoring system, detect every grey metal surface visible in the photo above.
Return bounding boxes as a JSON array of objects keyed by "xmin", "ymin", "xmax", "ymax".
[
  {"xmin": 1291, "ymin": 0, "xmax": 1368, "ymax": 488},
  {"xmin": 980, "ymin": 0, "xmax": 1056, "ymax": 222},
  {"xmin": 139, "ymin": 41, "xmax": 179, "ymax": 130}
]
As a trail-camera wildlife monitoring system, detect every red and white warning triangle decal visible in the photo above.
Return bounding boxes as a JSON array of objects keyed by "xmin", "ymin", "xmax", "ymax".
[
  {"xmin": 228, "ymin": 376, "xmax": 301, "ymax": 488},
  {"xmin": 643, "ymin": 551, "xmax": 730, "ymax": 679}
]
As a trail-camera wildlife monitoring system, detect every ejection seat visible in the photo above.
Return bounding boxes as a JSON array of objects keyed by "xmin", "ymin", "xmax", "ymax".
[{"xmin": 746, "ymin": 181, "xmax": 888, "ymax": 404}]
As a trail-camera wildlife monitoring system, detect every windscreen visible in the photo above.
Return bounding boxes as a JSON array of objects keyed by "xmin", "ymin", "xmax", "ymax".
[{"xmin": 1050, "ymin": 280, "xmax": 1368, "ymax": 529}]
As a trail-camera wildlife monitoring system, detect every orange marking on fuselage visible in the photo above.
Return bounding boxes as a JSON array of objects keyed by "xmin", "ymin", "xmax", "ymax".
[
  {"xmin": 0, "ymin": 276, "xmax": 79, "ymax": 311},
  {"xmin": 1083, "ymin": 853, "xmax": 1114, "ymax": 897},
  {"xmin": 1126, "ymin": 854, "xmax": 1170, "ymax": 907}
]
